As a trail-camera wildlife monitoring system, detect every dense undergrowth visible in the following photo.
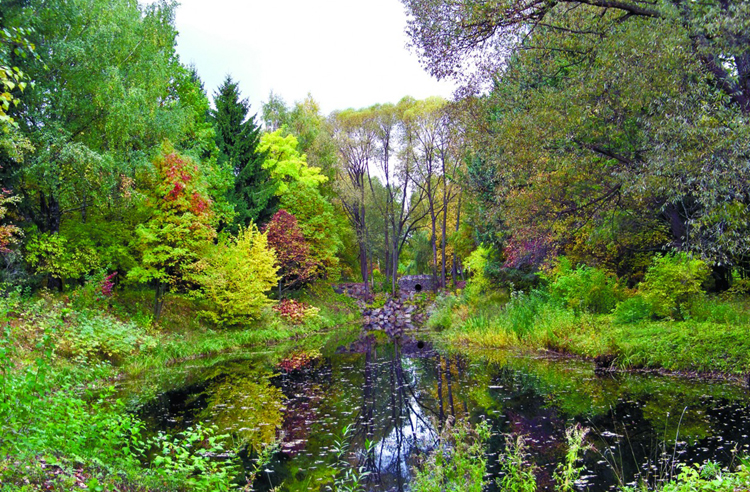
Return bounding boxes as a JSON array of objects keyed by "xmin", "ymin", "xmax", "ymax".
[
  {"xmin": 430, "ymin": 254, "xmax": 750, "ymax": 376},
  {"xmin": 0, "ymin": 280, "xmax": 359, "ymax": 491}
]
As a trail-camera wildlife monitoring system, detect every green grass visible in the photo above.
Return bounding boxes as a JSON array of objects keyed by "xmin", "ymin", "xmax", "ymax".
[{"xmin": 435, "ymin": 288, "xmax": 750, "ymax": 376}]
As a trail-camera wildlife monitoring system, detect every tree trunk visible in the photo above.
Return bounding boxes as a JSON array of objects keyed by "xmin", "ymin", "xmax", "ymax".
[
  {"xmin": 451, "ymin": 194, "xmax": 462, "ymax": 286},
  {"xmin": 359, "ymin": 202, "xmax": 369, "ymax": 295},
  {"xmin": 440, "ymin": 197, "xmax": 448, "ymax": 290},
  {"xmin": 154, "ymin": 280, "xmax": 166, "ymax": 323}
]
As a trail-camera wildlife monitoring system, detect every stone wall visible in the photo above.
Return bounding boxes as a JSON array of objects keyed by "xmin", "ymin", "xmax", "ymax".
[{"xmin": 397, "ymin": 275, "xmax": 435, "ymax": 294}]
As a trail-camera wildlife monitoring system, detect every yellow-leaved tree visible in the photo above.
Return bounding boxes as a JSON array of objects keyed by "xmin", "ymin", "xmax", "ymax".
[{"xmin": 190, "ymin": 225, "xmax": 279, "ymax": 326}]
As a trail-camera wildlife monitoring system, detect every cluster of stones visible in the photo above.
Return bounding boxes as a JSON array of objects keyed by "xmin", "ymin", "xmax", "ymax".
[
  {"xmin": 332, "ymin": 283, "xmax": 373, "ymax": 302},
  {"xmin": 362, "ymin": 298, "xmax": 421, "ymax": 338}
]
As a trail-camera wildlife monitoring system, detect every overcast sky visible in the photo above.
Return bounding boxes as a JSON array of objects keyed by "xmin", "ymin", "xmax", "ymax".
[{"xmin": 147, "ymin": 0, "xmax": 455, "ymax": 116}]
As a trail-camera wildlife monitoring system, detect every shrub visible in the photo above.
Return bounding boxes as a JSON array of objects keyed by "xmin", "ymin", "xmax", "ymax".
[
  {"xmin": 60, "ymin": 313, "xmax": 157, "ymax": 364},
  {"xmin": 272, "ymin": 299, "xmax": 320, "ymax": 325},
  {"xmin": 640, "ymin": 253, "xmax": 709, "ymax": 319},
  {"xmin": 545, "ymin": 257, "xmax": 623, "ymax": 314},
  {"xmin": 426, "ymin": 292, "xmax": 457, "ymax": 330},
  {"xmin": 613, "ymin": 295, "xmax": 653, "ymax": 324},
  {"xmin": 464, "ymin": 245, "xmax": 493, "ymax": 289},
  {"xmin": 190, "ymin": 225, "xmax": 278, "ymax": 326},
  {"xmin": 69, "ymin": 269, "xmax": 118, "ymax": 311}
]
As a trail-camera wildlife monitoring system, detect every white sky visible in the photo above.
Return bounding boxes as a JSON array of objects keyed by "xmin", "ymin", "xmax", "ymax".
[{"xmin": 147, "ymin": 0, "xmax": 455, "ymax": 116}]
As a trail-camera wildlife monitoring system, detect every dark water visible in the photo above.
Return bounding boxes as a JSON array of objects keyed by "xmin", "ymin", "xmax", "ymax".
[{"xmin": 132, "ymin": 334, "xmax": 750, "ymax": 491}]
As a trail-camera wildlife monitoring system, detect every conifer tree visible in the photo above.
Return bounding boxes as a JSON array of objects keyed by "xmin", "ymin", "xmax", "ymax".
[{"xmin": 211, "ymin": 75, "xmax": 276, "ymax": 229}]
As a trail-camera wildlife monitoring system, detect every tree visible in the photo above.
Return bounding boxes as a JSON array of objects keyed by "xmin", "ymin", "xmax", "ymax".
[
  {"xmin": 129, "ymin": 146, "xmax": 217, "ymax": 321},
  {"xmin": 211, "ymin": 75, "xmax": 275, "ymax": 229},
  {"xmin": 258, "ymin": 130, "xmax": 327, "ymax": 195},
  {"xmin": 404, "ymin": 0, "xmax": 750, "ymax": 282},
  {"xmin": 189, "ymin": 225, "xmax": 278, "ymax": 326},
  {"xmin": 331, "ymin": 108, "xmax": 377, "ymax": 293},
  {"xmin": 0, "ymin": 0, "xmax": 230, "ymax": 288},
  {"xmin": 261, "ymin": 91, "xmax": 289, "ymax": 133},
  {"xmin": 264, "ymin": 209, "xmax": 321, "ymax": 295},
  {"xmin": 403, "ymin": 0, "xmax": 750, "ymax": 111},
  {"xmin": 280, "ymin": 181, "xmax": 344, "ymax": 280}
]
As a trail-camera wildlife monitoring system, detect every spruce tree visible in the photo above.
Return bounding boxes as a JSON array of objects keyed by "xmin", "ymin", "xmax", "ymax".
[{"xmin": 211, "ymin": 75, "xmax": 276, "ymax": 230}]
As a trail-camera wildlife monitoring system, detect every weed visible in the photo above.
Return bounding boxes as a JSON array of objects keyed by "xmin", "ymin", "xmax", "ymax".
[
  {"xmin": 554, "ymin": 424, "xmax": 591, "ymax": 492},
  {"xmin": 410, "ymin": 418, "xmax": 491, "ymax": 492},
  {"xmin": 497, "ymin": 433, "xmax": 537, "ymax": 492}
]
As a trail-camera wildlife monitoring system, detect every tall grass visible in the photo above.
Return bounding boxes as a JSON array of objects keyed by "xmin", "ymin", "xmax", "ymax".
[{"xmin": 431, "ymin": 257, "xmax": 750, "ymax": 375}]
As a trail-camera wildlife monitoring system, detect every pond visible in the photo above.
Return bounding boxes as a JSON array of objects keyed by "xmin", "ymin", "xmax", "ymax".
[{"xmin": 129, "ymin": 332, "xmax": 750, "ymax": 491}]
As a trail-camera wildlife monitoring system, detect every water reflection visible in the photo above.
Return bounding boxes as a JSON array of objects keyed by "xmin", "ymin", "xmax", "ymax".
[{"xmin": 134, "ymin": 337, "xmax": 750, "ymax": 492}]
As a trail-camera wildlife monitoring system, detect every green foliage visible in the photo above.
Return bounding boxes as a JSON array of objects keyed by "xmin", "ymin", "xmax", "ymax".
[
  {"xmin": 612, "ymin": 295, "xmax": 653, "ymax": 324},
  {"xmin": 281, "ymin": 181, "xmax": 344, "ymax": 280},
  {"xmin": 497, "ymin": 434, "xmax": 537, "ymax": 492},
  {"xmin": 553, "ymin": 425, "xmax": 591, "ymax": 492},
  {"xmin": 410, "ymin": 419, "xmax": 491, "ymax": 492},
  {"xmin": 259, "ymin": 130, "xmax": 327, "ymax": 195},
  {"xmin": 129, "ymin": 145, "xmax": 218, "ymax": 318},
  {"xmin": 657, "ymin": 460, "xmax": 750, "ymax": 492},
  {"xmin": 148, "ymin": 424, "xmax": 237, "ymax": 492},
  {"xmin": 544, "ymin": 257, "xmax": 624, "ymax": 314},
  {"xmin": 0, "ymin": 26, "xmax": 37, "ymax": 130},
  {"xmin": 464, "ymin": 245, "xmax": 493, "ymax": 291},
  {"xmin": 189, "ymin": 225, "xmax": 278, "ymax": 326},
  {"xmin": 640, "ymin": 253, "xmax": 710, "ymax": 319},
  {"xmin": 212, "ymin": 75, "xmax": 276, "ymax": 228},
  {"xmin": 59, "ymin": 314, "xmax": 155, "ymax": 364},
  {"xmin": 327, "ymin": 423, "xmax": 373, "ymax": 492},
  {"xmin": 25, "ymin": 231, "xmax": 99, "ymax": 286},
  {"xmin": 504, "ymin": 289, "xmax": 551, "ymax": 338},
  {"xmin": 0, "ymin": 191, "xmax": 21, "ymax": 253},
  {"xmin": 426, "ymin": 292, "xmax": 458, "ymax": 330}
]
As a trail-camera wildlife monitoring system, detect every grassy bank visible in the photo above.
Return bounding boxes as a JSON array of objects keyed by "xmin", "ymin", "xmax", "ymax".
[
  {"xmin": 0, "ymin": 282, "xmax": 359, "ymax": 491},
  {"xmin": 430, "ymin": 258, "xmax": 750, "ymax": 377}
]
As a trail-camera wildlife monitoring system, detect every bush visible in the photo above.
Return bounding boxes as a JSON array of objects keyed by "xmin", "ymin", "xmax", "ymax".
[
  {"xmin": 504, "ymin": 289, "xmax": 550, "ymax": 338},
  {"xmin": 189, "ymin": 225, "xmax": 279, "ymax": 326},
  {"xmin": 272, "ymin": 299, "xmax": 320, "ymax": 325},
  {"xmin": 640, "ymin": 253, "xmax": 709, "ymax": 319},
  {"xmin": 613, "ymin": 295, "xmax": 653, "ymax": 324},
  {"xmin": 545, "ymin": 257, "xmax": 623, "ymax": 314},
  {"xmin": 426, "ymin": 292, "xmax": 457, "ymax": 330},
  {"xmin": 60, "ymin": 313, "xmax": 157, "ymax": 364}
]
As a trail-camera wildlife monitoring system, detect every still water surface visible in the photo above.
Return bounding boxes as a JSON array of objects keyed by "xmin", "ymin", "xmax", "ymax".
[{"xmin": 132, "ymin": 334, "xmax": 750, "ymax": 491}]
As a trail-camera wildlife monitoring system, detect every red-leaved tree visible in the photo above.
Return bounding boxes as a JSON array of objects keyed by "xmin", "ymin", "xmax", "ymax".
[{"xmin": 264, "ymin": 209, "xmax": 321, "ymax": 295}]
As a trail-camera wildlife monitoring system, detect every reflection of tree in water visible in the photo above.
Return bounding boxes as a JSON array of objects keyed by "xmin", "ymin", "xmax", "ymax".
[
  {"xmin": 346, "ymin": 337, "xmax": 471, "ymax": 491},
  {"xmin": 199, "ymin": 375, "xmax": 285, "ymax": 449},
  {"xmin": 275, "ymin": 357, "xmax": 331, "ymax": 457}
]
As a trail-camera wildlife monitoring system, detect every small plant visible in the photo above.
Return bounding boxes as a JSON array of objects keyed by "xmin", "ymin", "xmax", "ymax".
[
  {"xmin": 60, "ymin": 312, "xmax": 157, "ymax": 364},
  {"xmin": 613, "ymin": 295, "xmax": 653, "ymax": 324},
  {"xmin": 544, "ymin": 257, "xmax": 623, "ymax": 315},
  {"xmin": 327, "ymin": 423, "xmax": 372, "ymax": 492},
  {"xmin": 426, "ymin": 292, "xmax": 457, "ymax": 330},
  {"xmin": 554, "ymin": 424, "xmax": 591, "ymax": 492},
  {"xmin": 69, "ymin": 269, "xmax": 118, "ymax": 311},
  {"xmin": 497, "ymin": 433, "xmax": 537, "ymax": 492},
  {"xmin": 410, "ymin": 418, "xmax": 491, "ymax": 492},
  {"xmin": 504, "ymin": 289, "xmax": 550, "ymax": 338},
  {"xmin": 148, "ymin": 423, "xmax": 238, "ymax": 492},
  {"xmin": 273, "ymin": 299, "xmax": 320, "ymax": 324}
]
